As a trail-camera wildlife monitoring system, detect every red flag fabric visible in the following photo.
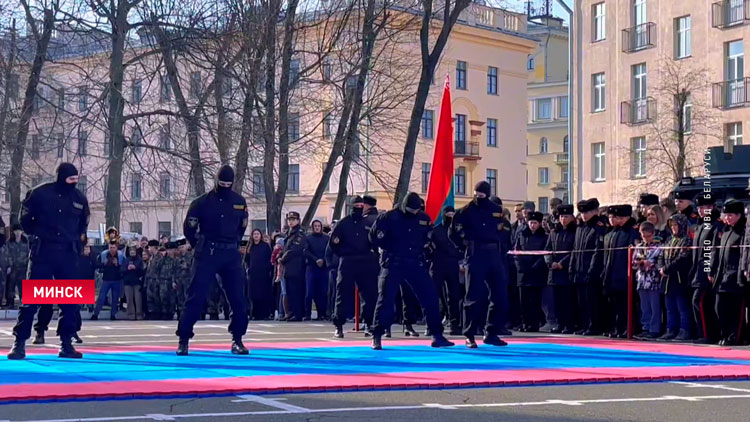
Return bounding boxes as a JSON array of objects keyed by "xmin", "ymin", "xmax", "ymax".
[{"xmin": 424, "ymin": 76, "xmax": 454, "ymax": 223}]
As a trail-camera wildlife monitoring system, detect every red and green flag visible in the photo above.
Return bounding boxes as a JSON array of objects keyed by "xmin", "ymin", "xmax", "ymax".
[{"xmin": 424, "ymin": 76, "xmax": 455, "ymax": 225}]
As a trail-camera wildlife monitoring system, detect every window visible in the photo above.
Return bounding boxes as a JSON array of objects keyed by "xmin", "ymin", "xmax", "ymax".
[
  {"xmin": 486, "ymin": 168, "xmax": 497, "ymax": 196},
  {"xmin": 563, "ymin": 135, "xmax": 569, "ymax": 153},
  {"xmin": 538, "ymin": 167, "xmax": 550, "ymax": 185},
  {"xmin": 487, "ymin": 66, "xmax": 498, "ymax": 95},
  {"xmin": 129, "ymin": 222, "xmax": 143, "ymax": 234},
  {"xmin": 8, "ymin": 73, "xmax": 19, "ymax": 99},
  {"xmin": 632, "ymin": 63, "xmax": 648, "ymax": 120},
  {"xmin": 455, "ymin": 114, "xmax": 466, "ymax": 143},
  {"xmin": 31, "ymin": 175, "xmax": 42, "ymax": 188},
  {"xmin": 454, "ymin": 166, "xmax": 466, "ymax": 195},
  {"xmin": 456, "ymin": 61, "xmax": 467, "ymax": 90},
  {"xmin": 561, "ymin": 166, "xmax": 569, "ymax": 185},
  {"xmin": 56, "ymin": 133, "xmax": 64, "ymax": 158},
  {"xmin": 592, "ymin": 73, "xmax": 606, "ymax": 112},
  {"xmin": 77, "ymin": 175, "xmax": 87, "ymax": 195},
  {"xmin": 631, "ymin": 137, "xmax": 647, "ymax": 178},
  {"xmin": 559, "ymin": 96, "xmax": 569, "ymax": 118},
  {"xmin": 527, "ymin": 55, "xmax": 535, "ymax": 70},
  {"xmin": 160, "ymin": 74, "xmax": 171, "ymax": 102},
  {"xmin": 289, "ymin": 113, "xmax": 300, "ymax": 141},
  {"xmin": 421, "ymin": 163, "xmax": 431, "ymax": 193},
  {"xmin": 131, "ymin": 173, "xmax": 142, "ymax": 201},
  {"xmin": 159, "ymin": 173, "xmax": 172, "ymax": 199},
  {"xmin": 190, "ymin": 71, "xmax": 201, "ymax": 99},
  {"xmin": 252, "ymin": 166, "xmax": 265, "ymax": 194},
  {"xmin": 131, "ymin": 79, "xmax": 142, "ymax": 105},
  {"xmin": 131, "ymin": 128, "xmax": 143, "ymax": 153},
  {"xmin": 77, "ymin": 131, "xmax": 88, "ymax": 156},
  {"xmin": 727, "ymin": 122, "xmax": 743, "ymax": 146},
  {"xmin": 252, "ymin": 220, "xmax": 267, "ymax": 232},
  {"xmin": 223, "ymin": 78, "xmax": 233, "ymax": 97},
  {"xmin": 323, "ymin": 61, "xmax": 332, "ymax": 81},
  {"xmin": 78, "ymin": 87, "xmax": 88, "ymax": 112},
  {"xmin": 675, "ymin": 16, "xmax": 691, "ymax": 59},
  {"xmin": 158, "ymin": 221, "xmax": 172, "ymax": 238},
  {"xmin": 103, "ymin": 178, "xmax": 108, "ymax": 198},
  {"xmin": 57, "ymin": 87, "xmax": 65, "ymax": 109},
  {"xmin": 422, "ymin": 110, "xmax": 434, "ymax": 139},
  {"xmin": 536, "ymin": 98, "xmax": 552, "ymax": 120},
  {"xmin": 323, "ymin": 112, "xmax": 333, "ymax": 138},
  {"xmin": 592, "ymin": 142, "xmax": 606, "ymax": 181},
  {"xmin": 539, "ymin": 197, "xmax": 549, "ymax": 214},
  {"xmin": 539, "ymin": 137, "xmax": 549, "ymax": 154},
  {"xmin": 288, "ymin": 164, "xmax": 300, "ymax": 194},
  {"xmin": 487, "ymin": 118, "xmax": 497, "ymax": 147},
  {"xmin": 726, "ymin": 40, "xmax": 744, "ymax": 106},
  {"xmin": 290, "ymin": 59, "xmax": 300, "ymax": 85},
  {"xmin": 160, "ymin": 127, "xmax": 171, "ymax": 151},
  {"xmin": 593, "ymin": 2, "xmax": 606, "ymax": 41},
  {"xmin": 681, "ymin": 94, "xmax": 692, "ymax": 133},
  {"xmin": 31, "ymin": 134, "xmax": 40, "ymax": 159}
]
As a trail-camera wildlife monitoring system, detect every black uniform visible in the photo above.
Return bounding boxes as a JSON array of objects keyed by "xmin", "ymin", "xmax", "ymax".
[
  {"xmin": 429, "ymin": 209, "xmax": 463, "ymax": 332},
  {"xmin": 369, "ymin": 193, "xmax": 445, "ymax": 339},
  {"xmin": 176, "ymin": 166, "xmax": 248, "ymax": 344},
  {"xmin": 569, "ymin": 199, "xmax": 606, "ymax": 335},
  {"xmin": 601, "ymin": 207, "xmax": 640, "ymax": 337},
  {"xmin": 545, "ymin": 210, "xmax": 577, "ymax": 333},
  {"xmin": 10, "ymin": 163, "xmax": 89, "ymax": 359},
  {"xmin": 514, "ymin": 213, "xmax": 548, "ymax": 331},
  {"xmin": 329, "ymin": 200, "xmax": 378, "ymax": 330},
  {"xmin": 450, "ymin": 182, "xmax": 509, "ymax": 340},
  {"xmin": 280, "ymin": 224, "xmax": 306, "ymax": 320}
]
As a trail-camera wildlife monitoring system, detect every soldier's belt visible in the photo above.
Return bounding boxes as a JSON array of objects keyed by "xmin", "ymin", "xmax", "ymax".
[{"xmin": 205, "ymin": 241, "xmax": 238, "ymax": 250}]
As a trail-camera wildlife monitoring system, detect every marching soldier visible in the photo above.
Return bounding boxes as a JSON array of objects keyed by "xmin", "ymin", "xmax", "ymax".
[
  {"xmin": 176, "ymin": 165, "xmax": 249, "ymax": 356},
  {"xmin": 8, "ymin": 163, "xmax": 89, "ymax": 360},
  {"xmin": 451, "ymin": 181, "xmax": 510, "ymax": 348},
  {"xmin": 369, "ymin": 192, "xmax": 454, "ymax": 350},
  {"xmin": 569, "ymin": 198, "xmax": 606, "ymax": 336}
]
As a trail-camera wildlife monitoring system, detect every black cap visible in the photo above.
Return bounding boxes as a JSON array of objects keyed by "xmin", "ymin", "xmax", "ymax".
[
  {"xmin": 286, "ymin": 211, "xmax": 300, "ymax": 220},
  {"xmin": 474, "ymin": 181, "xmax": 491, "ymax": 196},
  {"xmin": 176, "ymin": 238, "xmax": 187, "ymax": 247},
  {"xmin": 607, "ymin": 204, "xmax": 633, "ymax": 217},
  {"xmin": 147, "ymin": 240, "xmax": 159, "ymax": 247},
  {"xmin": 695, "ymin": 195, "xmax": 716, "ymax": 206},
  {"xmin": 577, "ymin": 198, "xmax": 600, "ymax": 213},
  {"xmin": 673, "ymin": 190, "xmax": 692, "ymax": 200},
  {"xmin": 56, "ymin": 162, "xmax": 79, "ymax": 184},
  {"xmin": 523, "ymin": 201, "xmax": 536, "ymax": 211},
  {"xmin": 639, "ymin": 193, "xmax": 660, "ymax": 206},
  {"xmin": 490, "ymin": 196, "xmax": 503, "ymax": 206},
  {"xmin": 363, "ymin": 195, "xmax": 377, "ymax": 206},
  {"xmin": 351, "ymin": 196, "xmax": 364, "ymax": 206},
  {"xmin": 158, "ymin": 246, "xmax": 166, "ymax": 252},
  {"xmin": 528, "ymin": 211, "xmax": 544, "ymax": 223},
  {"xmin": 165, "ymin": 241, "xmax": 177, "ymax": 250},
  {"xmin": 557, "ymin": 204, "xmax": 574, "ymax": 215},
  {"xmin": 401, "ymin": 192, "xmax": 422, "ymax": 213},
  {"xmin": 240, "ymin": 240, "xmax": 249, "ymax": 247},
  {"xmin": 217, "ymin": 165, "xmax": 235, "ymax": 184},
  {"xmin": 723, "ymin": 200, "xmax": 745, "ymax": 215},
  {"xmin": 443, "ymin": 206, "xmax": 455, "ymax": 214}
]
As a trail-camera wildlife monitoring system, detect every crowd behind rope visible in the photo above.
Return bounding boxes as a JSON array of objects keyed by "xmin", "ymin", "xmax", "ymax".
[{"xmin": 0, "ymin": 188, "xmax": 749, "ymax": 348}]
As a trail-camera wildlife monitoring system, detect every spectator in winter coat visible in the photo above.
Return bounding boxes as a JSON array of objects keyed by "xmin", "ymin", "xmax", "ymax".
[
  {"xmin": 248, "ymin": 229, "xmax": 273, "ymax": 320},
  {"xmin": 633, "ymin": 222, "xmax": 663, "ymax": 339},
  {"xmin": 122, "ymin": 247, "xmax": 145, "ymax": 320},
  {"xmin": 544, "ymin": 205, "xmax": 577, "ymax": 334},
  {"xmin": 658, "ymin": 213, "xmax": 693, "ymax": 341},
  {"xmin": 303, "ymin": 220, "xmax": 329, "ymax": 320}
]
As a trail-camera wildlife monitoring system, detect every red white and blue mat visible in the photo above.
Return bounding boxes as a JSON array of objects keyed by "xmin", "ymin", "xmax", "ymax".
[{"xmin": 2, "ymin": 337, "xmax": 750, "ymax": 403}]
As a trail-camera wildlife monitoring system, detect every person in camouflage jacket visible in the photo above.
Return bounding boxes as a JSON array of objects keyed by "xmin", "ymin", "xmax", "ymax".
[
  {"xmin": 5, "ymin": 227, "xmax": 30, "ymax": 308},
  {"xmin": 145, "ymin": 242, "xmax": 165, "ymax": 319},
  {"xmin": 154, "ymin": 242, "xmax": 179, "ymax": 320},
  {"xmin": 175, "ymin": 239, "xmax": 193, "ymax": 317}
]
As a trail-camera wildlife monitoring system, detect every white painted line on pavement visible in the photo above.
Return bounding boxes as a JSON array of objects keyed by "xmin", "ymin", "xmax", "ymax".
[
  {"xmin": 6, "ymin": 393, "xmax": 750, "ymax": 422},
  {"xmin": 231, "ymin": 395, "xmax": 310, "ymax": 412},
  {"xmin": 672, "ymin": 381, "xmax": 750, "ymax": 393},
  {"xmin": 144, "ymin": 414, "xmax": 176, "ymax": 421}
]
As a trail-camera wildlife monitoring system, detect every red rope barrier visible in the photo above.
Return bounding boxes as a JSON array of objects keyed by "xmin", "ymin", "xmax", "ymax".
[
  {"xmin": 354, "ymin": 286, "xmax": 360, "ymax": 332},
  {"xmin": 627, "ymin": 245, "xmax": 634, "ymax": 340}
]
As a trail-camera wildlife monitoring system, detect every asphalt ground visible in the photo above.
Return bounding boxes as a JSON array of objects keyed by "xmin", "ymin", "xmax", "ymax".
[{"xmin": 0, "ymin": 319, "xmax": 749, "ymax": 422}]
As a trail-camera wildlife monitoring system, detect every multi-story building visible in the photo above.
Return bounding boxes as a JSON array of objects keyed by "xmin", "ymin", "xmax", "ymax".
[
  {"xmin": 526, "ymin": 16, "xmax": 570, "ymax": 214},
  {"xmin": 574, "ymin": 0, "xmax": 750, "ymax": 204},
  {"xmin": 0, "ymin": 4, "xmax": 535, "ymax": 238}
]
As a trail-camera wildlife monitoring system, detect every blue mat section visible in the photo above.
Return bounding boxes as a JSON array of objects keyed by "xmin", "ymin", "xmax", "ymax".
[{"xmin": 4, "ymin": 343, "xmax": 749, "ymax": 386}]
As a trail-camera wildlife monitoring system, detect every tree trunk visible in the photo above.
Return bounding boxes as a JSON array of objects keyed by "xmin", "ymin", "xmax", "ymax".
[
  {"xmin": 8, "ymin": 10, "xmax": 53, "ymax": 224},
  {"xmin": 393, "ymin": 0, "xmax": 471, "ymax": 205},
  {"xmin": 214, "ymin": 55, "xmax": 229, "ymax": 164},
  {"xmin": 262, "ymin": 0, "xmax": 282, "ymax": 233},
  {"xmin": 234, "ymin": 89, "xmax": 253, "ymax": 194},
  {"xmin": 0, "ymin": 20, "xmax": 17, "ymax": 160},
  {"xmin": 104, "ymin": 0, "xmax": 129, "ymax": 229}
]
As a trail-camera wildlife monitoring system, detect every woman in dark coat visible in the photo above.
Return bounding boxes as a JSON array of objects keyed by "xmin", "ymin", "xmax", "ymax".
[
  {"xmin": 514, "ymin": 211, "xmax": 549, "ymax": 332},
  {"xmin": 247, "ymin": 229, "xmax": 274, "ymax": 320},
  {"xmin": 658, "ymin": 213, "xmax": 693, "ymax": 341}
]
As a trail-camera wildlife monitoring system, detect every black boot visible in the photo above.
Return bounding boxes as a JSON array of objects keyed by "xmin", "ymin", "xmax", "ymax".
[
  {"xmin": 231, "ymin": 337, "xmax": 249, "ymax": 355},
  {"xmin": 73, "ymin": 334, "xmax": 83, "ymax": 344},
  {"xmin": 58, "ymin": 339, "xmax": 83, "ymax": 359},
  {"xmin": 176, "ymin": 339, "xmax": 189, "ymax": 356},
  {"xmin": 7, "ymin": 340, "xmax": 26, "ymax": 360},
  {"xmin": 371, "ymin": 334, "xmax": 382, "ymax": 350},
  {"xmin": 385, "ymin": 327, "xmax": 392, "ymax": 338},
  {"xmin": 32, "ymin": 331, "xmax": 45, "ymax": 345},
  {"xmin": 404, "ymin": 324, "xmax": 419, "ymax": 337},
  {"xmin": 483, "ymin": 334, "xmax": 508, "ymax": 346},
  {"xmin": 363, "ymin": 325, "xmax": 372, "ymax": 337},
  {"xmin": 431, "ymin": 335, "xmax": 455, "ymax": 348},
  {"xmin": 333, "ymin": 325, "xmax": 344, "ymax": 339},
  {"xmin": 465, "ymin": 336, "xmax": 478, "ymax": 349}
]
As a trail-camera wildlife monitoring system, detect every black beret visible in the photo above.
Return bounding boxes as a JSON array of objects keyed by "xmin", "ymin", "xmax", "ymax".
[
  {"xmin": 695, "ymin": 195, "xmax": 716, "ymax": 206},
  {"xmin": 577, "ymin": 198, "xmax": 600, "ymax": 213},
  {"xmin": 363, "ymin": 195, "xmax": 377, "ymax": 206},
  {"xmin": 639, "ymin": 193, "xmax": 659, "ymax": 206},
  {"xmin": 673, "ymin": 190, "xmax": 693, "ymax": 200},
  {"xmin": 607, "ymin": 204, "xmax": 633, "ymax": 217},
  {"xmin": 351, "ymin": 195, "xmax": 364, "ymax": 205},
  {"xmin": 286, "ymin": 211, "xmax": 300, "ymax": 219},
  {"xmin": 147, "ymin": 240, "xmax": 160, "ymax": 247},
  {"xmin": 528, "ymin": 211, "xmax": 544, "ymax": 223},
  {"xmin": 723, "ymin": 200, "xmax": 745, "ymax": 215},
  {"xmin": 557, "ymin": 204, "xmax": 574, "ymax": 215}
]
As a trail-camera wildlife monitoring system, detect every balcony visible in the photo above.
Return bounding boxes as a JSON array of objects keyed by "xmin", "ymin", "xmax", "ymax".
[
  {"xmin": 620, "ymin": 97, "xmax": 656, "ymax": 125},
  {"xmin": 712, "ymin": 78, "xmax": 750, "ymax": 109},
  {"xmin": 555, "ymin": 153, "xmax": 569, "ymax": 165},
  {"xmin": 454, "ymin": 141, "xmax": 480, "ymax": 159},
  {"xmin": 553, "ymin": 182, "xmax": 568, "ymax": 191},
  {"xmin": 622, "ymin": 22, "xmax": 657, "ymax": 53},
  {"xmin": 712, "ymin": 0, "xmax": 750, "ymax": 29}
]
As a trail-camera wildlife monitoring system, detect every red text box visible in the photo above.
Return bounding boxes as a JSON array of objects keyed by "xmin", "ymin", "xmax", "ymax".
[{"xmin": 22, "ymin": 280, "xmax": 96, "ymax": 305}]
